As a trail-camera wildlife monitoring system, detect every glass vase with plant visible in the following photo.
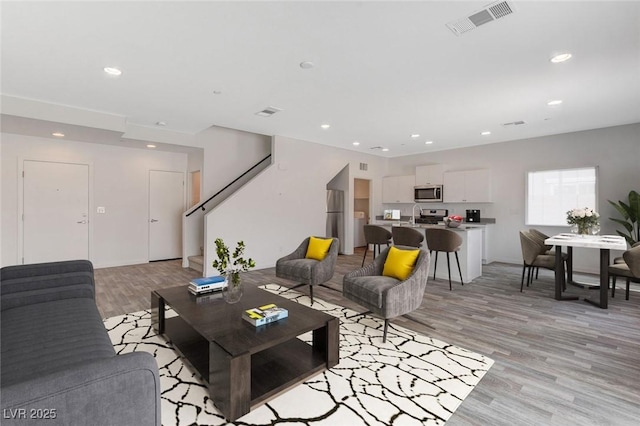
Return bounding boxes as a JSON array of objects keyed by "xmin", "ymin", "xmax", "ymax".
[
  {"xmin": 608, "ymin": 190, "xmax": 639, "ymax": 246},
  {"xmin": 211, "ymin": 238, "xmax": 256, "ymax": 302},
  {"xmin": 567, "ymin": 207, "xmax": 600, "ymax": 235}
]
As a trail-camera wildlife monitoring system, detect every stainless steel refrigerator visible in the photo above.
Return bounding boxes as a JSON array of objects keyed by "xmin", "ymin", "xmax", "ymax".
[{"xmin": 326, "ymin": 190, "xmax": 345, "ymax": 254}]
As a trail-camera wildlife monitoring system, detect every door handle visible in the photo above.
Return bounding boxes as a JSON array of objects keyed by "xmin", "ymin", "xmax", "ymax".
[
  {"xmin": 150, "ymin": 219, "xmax": 159, "ymax": 223},
  {"xmin": 76, "ymin": 220, "xmax": 87, "ymax": 224}
]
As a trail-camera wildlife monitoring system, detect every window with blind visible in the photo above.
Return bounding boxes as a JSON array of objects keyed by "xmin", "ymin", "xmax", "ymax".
[{"xmin": 526, "ymin": 167, "xmax": 598, "ymax": 226}]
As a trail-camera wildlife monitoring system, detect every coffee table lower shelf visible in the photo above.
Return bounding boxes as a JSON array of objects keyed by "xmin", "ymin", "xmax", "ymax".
[{"xmin": 163, "ymin": 315, "xmax": 333, "ymax": 421}]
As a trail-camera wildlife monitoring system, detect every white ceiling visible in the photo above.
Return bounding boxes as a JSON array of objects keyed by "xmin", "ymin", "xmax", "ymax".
[{"xmin": 2, "ymin": 1, "xmax": 639, "ymax": 157}]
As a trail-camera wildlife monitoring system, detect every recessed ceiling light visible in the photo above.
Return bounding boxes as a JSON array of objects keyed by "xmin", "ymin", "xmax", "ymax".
[
  {"xmin": 352, "ymin": 141, "xmax": 360, "ymax": 146},
  {"xmin": 155, "ymin": 121, "xmax": 167, "ymax": 126},
  {"xmin": 103, "ymin": 67, "xmax": 122, "ymax": 76},
  {"xmin": 411, "ymin": 134, "xmax": 420, "ymax": 138},
  {"xmin": 52, "ymin": 132, "xmax": 65, "ymax": 137},
  {"xmin": 425, "ymin": 141, "xmax": 433, "ymax": 145},
  {"xmin": 547, "ymin": 100, "xmax": 563, "ymax": 106},
  {"xmin": 320, "ymin": 124, "xmax": 330, "ymax": 129},
  {"xmin": 481, "ymin": 131, "xmax": 491, "ymax": 136},
  {"xmin": 550, "ymin": 53, "xmax": 572, "ymax": 63},
  {"xmin": 146, "ymin": 144, "xmax": 156, "ymax": 148},
  {"xmin": 382, "ymin": 148, "xmax": 389, "ymax": 152},
  {"xmin": 300, "ymin": 61, "xmax": 315, "ymax": 69}
]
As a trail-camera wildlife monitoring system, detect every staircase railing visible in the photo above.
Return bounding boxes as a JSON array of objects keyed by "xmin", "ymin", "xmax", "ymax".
[{"xmin": 185, "ymin": 153, "xmax": 272, "ymax": 217}]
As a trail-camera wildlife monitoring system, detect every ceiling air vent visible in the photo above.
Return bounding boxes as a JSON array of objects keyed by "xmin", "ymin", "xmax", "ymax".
[
  {"xmin": 255, "ymin": 106, "xmax": 282, "ymax": 117},
  {"xmin": 502, "ymin": 120, "xmax": 526, "ymax": 127},
  {"xmin": 369, "ymin": 146, "xmax": 384, "ymax": 150},
  {"xmin": 446, "ymin": 1, "xmax": 515, "ymax": 36}
]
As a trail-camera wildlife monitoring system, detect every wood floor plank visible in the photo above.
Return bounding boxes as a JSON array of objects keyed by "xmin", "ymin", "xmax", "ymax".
[{"xmin": 94, "ymin": 250, "xmax": 640, "ymax": 425}]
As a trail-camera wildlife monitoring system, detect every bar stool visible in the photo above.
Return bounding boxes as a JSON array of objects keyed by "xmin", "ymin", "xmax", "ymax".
[
  {"xmin": 362, "ymin": 225, "xmax": 392, "ymax": 266},
  {"xmin": 425, "ymin": 228, "xmax": 463, "ymax": 290},
  {"xmin": 391, "ymin": 226, "xmax": 425, "ymax": 248}
]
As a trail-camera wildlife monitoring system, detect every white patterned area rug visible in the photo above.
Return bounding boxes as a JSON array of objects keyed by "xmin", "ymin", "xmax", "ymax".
[{"xmin": 104, "ymin": 284, "xmax": 493, "ymax": 426}]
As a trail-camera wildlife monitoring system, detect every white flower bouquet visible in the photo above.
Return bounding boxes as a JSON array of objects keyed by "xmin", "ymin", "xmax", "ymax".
[{"xmin": 566, "ymin": 207, "xmax": 599, "ymax": 234}]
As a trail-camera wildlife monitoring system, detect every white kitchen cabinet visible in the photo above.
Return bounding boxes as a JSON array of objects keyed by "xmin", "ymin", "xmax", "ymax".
[
  {"xmin": 465, "ymin": 224, "xmax": 493, "ymax": 264},
  {"xmin": 415, "ymin": 164, "xmax": 445, "ymax": 185},
  {"xmin": 382, "ymin": 175, "xmax": 414, "ymax": 203},
  {"xmin": 443, "ymin": 169, "xmax": 492, "ymax": 203}
]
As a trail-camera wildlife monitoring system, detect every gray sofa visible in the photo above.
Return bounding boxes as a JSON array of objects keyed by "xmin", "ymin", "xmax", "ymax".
[{"xmin": 1, "ymin": 260, "xmax": 161, "ymax": 425}]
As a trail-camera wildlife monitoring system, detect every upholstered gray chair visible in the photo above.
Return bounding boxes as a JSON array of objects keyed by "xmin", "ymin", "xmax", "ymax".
[
  {"xmin": 529, "ymin": 229, "xmax": 554, "ymax": 254},
  {"xmin": 275, "ymin": 237, "xmax": 339, "ymax": 304},
  {"xmin": 392, "ymin": 226, "xmax": 425, "ymax": 248},
  {"xmin": 528, "ymin": 228, "xmax": 568, "ymax": 279},
  {"xmin": 362, "ymin": 225, "xmax": 392, "ymax": 267},
  {"xmin": 343, "ymin": 246, "xmax": 430, "ymax": 343},
  {"xmin": 608, "ymin": 244, "xmax": 640, "ymax": 300},
  {"xmin": 613, "ymin": 242, "xmax": 640, "ymax": 266},
  {"xmin": 424, "ymin": 228, "xmax": 463, "ymax": 290},
  {"xmin": 519, "ymin": 230, "xmax": 556, "ymax": 292}
]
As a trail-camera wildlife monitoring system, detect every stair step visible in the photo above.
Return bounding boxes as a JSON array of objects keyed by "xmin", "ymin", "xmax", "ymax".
[{"xmin": 188, "ymin": 255, "xmax": 204, "ymax": 273}]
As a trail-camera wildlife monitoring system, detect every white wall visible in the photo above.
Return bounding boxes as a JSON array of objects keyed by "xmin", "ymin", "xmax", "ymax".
[
  {"xmin": 198, "ymin": 125, "xmax": 271, "ymax": 197},
  {"xmin": 1, "ymin": 133, "xmax": 188, "ymax": 268},
  {"xmin": 388, "ymin": 123, "xmax": 640, "ymax": 273},
  {"xmin": 203, "ymin": 135, "xmax": 387, "ymax": 276},
  {"xmin": 181, "ymin": 125, "xmax": 272, "ymax": 266}
]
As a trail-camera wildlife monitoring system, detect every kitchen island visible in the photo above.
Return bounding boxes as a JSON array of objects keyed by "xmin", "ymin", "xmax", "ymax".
[{"xmin": 373, "ymin": 221, "xmax": 483, "ymax": 283}]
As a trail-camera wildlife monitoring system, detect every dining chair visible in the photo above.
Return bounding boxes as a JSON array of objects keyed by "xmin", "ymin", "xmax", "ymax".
[
  {"xmin": 391, "ymin": 226, "xmax": 425, "ymax": 248},
  {"xmin": 519, "ymin": 230, "xmax": 557, "ymax": 292},
  {"xmin": 608, "ymin": 244, "xmax": 640, "ymax": 300},
  {"xmin": 362, "ymin": 225, "xmax": 392, "ymax": 267},
  {"xmin": 424, "ymin": 228, "xmax": 463, "ymax": 290}
]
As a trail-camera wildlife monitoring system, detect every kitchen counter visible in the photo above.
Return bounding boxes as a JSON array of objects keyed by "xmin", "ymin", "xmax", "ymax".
[
  {"xmin": 373, "ymin": 221, "xmax": 483, "ymax": 283},
  {"xmin": 374, "ymin": 220, "xmax": 475, "ymax": 231}
]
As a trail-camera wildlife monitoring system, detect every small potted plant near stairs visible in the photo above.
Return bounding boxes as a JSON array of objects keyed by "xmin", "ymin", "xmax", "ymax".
[{"xmin": 211, "ymin": 238, "xmax": 256, "ymax": 304}]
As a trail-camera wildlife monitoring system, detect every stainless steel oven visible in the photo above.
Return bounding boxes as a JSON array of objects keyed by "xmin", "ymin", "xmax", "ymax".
[{"xmin": 414, "ymin": 185, "xmax": 443, "ymax": 202}]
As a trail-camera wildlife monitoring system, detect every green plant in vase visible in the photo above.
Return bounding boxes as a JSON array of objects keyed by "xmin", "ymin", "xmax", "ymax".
[
  {"xmin": 211, "ymin": 238, "xmax": 256, "ymax": 288},
  {"xmin": 608, "ymin": 190, "xmax": 640, "ymax": 246}
]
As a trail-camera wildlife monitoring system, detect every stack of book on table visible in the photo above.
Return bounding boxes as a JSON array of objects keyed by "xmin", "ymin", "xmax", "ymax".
[
  {"xmin": 243, "ymin": 303, "xmax": 289, "ymax": 327},
  {"xmin": 188, "ymin": 275, "xmax": 226, "ymax": 295}
]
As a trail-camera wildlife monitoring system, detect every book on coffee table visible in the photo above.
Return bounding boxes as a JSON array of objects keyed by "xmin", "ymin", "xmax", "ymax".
[
  {"xmin": 243, "ymin": 303, "xmax": 288, "ymax": 327},
  {"xmin": 188, "ymin": 275, "xmax": 227, "ymax": 295},
  {"xmin": 190, "ymin": 275, "xmax": 226, "ymax": 286}
]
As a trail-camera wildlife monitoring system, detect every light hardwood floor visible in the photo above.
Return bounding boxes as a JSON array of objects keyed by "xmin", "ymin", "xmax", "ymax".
[{"xmin": 94, "ymin": 249, "xmax": 640, "ymax": 426}]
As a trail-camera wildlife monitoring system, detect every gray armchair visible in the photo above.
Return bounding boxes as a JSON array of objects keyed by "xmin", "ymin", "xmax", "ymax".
[
  {"xmin": 275, "ymin": 237, "xmax": 339, "ymax": 304},
  {"xmin": 343, "ymin": 246, "xmax": 430, "ymax": 342}
]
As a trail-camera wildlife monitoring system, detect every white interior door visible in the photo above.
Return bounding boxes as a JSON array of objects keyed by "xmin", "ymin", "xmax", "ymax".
[
  {"xmin": 23, "ymin": 160, "xmax": 89, "ymax": 264},
  {"xmin": 149, "ymin": 170, "xmax": 184, "ymax": 261}
]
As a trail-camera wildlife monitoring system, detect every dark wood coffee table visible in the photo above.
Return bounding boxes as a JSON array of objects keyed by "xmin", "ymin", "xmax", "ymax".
[{"xmin": 151, "ymin": 285, "xmax": 339, "ymax": 421}]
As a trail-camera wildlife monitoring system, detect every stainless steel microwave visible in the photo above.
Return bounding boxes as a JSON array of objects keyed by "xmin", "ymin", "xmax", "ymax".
[{"xmin": 414, "ymin": 185, "xmax": 443, "ymax": 202}]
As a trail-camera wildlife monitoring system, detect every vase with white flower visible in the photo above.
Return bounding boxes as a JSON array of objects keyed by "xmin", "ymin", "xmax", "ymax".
[
  {"xmin": 211, "ymin": 238, "xmax": 256, "ymax": 303},
  {"xmin": 567, "ymin": 207, "xmax": 600, "ymax": 236}
]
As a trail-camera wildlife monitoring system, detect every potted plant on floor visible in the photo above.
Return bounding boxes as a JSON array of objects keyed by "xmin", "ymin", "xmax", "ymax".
[
  {"xmin": 608, "ymin": 190, "xmax": 640, "ymax": 246},
  {"xmin": 212, "ymin": 238, "xmax": 256, "ymax": 303}
]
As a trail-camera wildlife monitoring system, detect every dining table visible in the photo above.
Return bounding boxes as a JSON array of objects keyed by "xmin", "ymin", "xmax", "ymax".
[{"xmin": 544, "ymin": 233, "xmax": 628, "ymax": 309}]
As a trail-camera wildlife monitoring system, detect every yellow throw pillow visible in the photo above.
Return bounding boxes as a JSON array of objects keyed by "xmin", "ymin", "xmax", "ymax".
[
  {"xmin": 305, "ymin": 237, "xmax": 333, "ymax": 261},
  {"xmin": 382, "ymin": 246, "xmax": 420, "ymax": 281}
]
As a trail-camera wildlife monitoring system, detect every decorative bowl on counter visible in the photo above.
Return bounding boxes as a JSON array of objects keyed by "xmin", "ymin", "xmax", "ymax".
[{"xmin": 444, "ymin": 216, "xmax": 463, "ymax": 228}]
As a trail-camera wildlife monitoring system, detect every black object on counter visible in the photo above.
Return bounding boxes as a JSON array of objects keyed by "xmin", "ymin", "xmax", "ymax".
[{"xmin": 466, "ymin": 209, "xmax": 481, "ymax": 222}]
